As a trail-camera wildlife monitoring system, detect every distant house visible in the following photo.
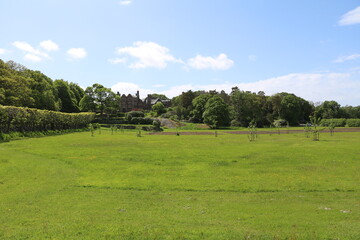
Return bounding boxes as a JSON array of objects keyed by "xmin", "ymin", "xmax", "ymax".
[{"xmin": 117, "ymin": 91, "xmax": 171, "ymax": 112}]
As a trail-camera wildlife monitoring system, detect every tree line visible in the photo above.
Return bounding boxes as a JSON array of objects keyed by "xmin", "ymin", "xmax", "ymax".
[{"xmin": 1, "ymin": 59, "xmax": 359, "ymax": 128}]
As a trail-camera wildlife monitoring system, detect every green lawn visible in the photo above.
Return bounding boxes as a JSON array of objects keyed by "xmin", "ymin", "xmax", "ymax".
[{"xmin": 0, "ymin": 129, "xmax": 359, "ymax": 239}]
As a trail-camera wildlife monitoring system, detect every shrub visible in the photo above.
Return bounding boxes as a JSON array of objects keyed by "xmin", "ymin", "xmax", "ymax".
[
  {"xmin": 346, "ymin": 119, "xmax": 360, "ymax": 127},
  {"xmin": 230, "ymin": 119, "xmax": 241, "ymax": 127},
  {"xmin": 320, "ymin": 119, "xmax": 346, "ymax": 127},
  {"xmin": 130, "ymin": 117, "xmax": 153, "ymax": 125},
  {"xmin": 0, "ymin": 105, "xmax": 95, "ymax": 133},
  {"xmin": 93, "ymin": 117, "xmax": 127, "ymax": 124},
  {"xmin": 125, "ymin": 111, "xmax": 145, "ymax": 122}
]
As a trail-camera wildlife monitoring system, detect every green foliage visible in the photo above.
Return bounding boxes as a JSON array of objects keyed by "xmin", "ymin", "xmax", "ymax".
[
  {"xmin": 320, "ymin": 118, "xmax": 346, "ymax": 127},
  {"xmin": 148, "ymin": 93, "xmax": 169, "ymax": 100},
  {"xmin": 80, "ymin": 83, "xmax": 120, "ymax": 115},
  {"xmin": 125, "ymin": 111, "xmax": 145, "ymax": 121},
  {"xmin": 54, "ymin": 79, "xmax": 80, "ymax": 113},
  {"xmin": 230, "ymin": 119, "xmax": 241, "ymax": 127},
  {"xmin": 0, "ymin": 60, "xmax": 35, "ymax": 107},
  {"xmin": 310, "ymin": 111, "xmax": 322, "ymax": 141},
  {"xmin": 247, "ymin": 122, "xmax": 257, "ymax": 142},
  {"xmin": 152, "ymin": 119, "xmax": 162, "ymax": 131},
  {"xmin": 328, "ymin": 122, "xmax": 335, "ymax": 136},
  {"xmin": 129, "ymin": 117, "xmax": 153, "ymax": 125},
  {"xmin": 89, "ymin": 123, "xmax": 95, "ymax": 136},
  {"xmin": 203, "ymin": 95, "xmax": 230, "ymax": 128},
  {"xmin": 230, "ymin": 87, "xmax": 268, "ymax": 127},
  {"xmin": 151, "ymin": 102, "xmax": 166, "ymax": 116},
  {"xmin": 190, "ymin": 94, "xmax": 211, "ymax": 123},
  {"xmin": 345, "ymin": 118, "xmax": 360, "ymax": 127},
  {"xmin": 0, "ymin": 105, "xmax": 95, "ymax": 134},
  {"xmin": 316, "ymin": 100, "xmax": 341, "ymax": 119}
]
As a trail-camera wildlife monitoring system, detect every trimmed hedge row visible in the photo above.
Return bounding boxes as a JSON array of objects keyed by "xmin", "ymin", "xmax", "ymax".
[
  {"xmin": 320, "ymin": 118, "xmax": 360, "ymax": 127},
  {"xmin": 0, "ymin": 105, "xmax": 95, "ymax": 133}
]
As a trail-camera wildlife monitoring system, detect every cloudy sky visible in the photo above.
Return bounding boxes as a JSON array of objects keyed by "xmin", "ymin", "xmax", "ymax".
[{"xmin": 0, "ymin": 0, "xmax": 359, "ymax": 105}]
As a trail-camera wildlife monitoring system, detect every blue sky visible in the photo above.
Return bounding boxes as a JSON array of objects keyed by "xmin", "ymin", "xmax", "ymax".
[{"xmin": 0, "ymin": 0, "xmax": 360, "ymax": 105}]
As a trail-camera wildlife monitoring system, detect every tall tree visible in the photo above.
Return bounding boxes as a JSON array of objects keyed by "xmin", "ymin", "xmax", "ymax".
[
  {"xmin": 80, "ymin": 83, "xmax": 120, "ymax": 115},
  {"xmin": 54, "ymin": 79, "xmax": 80, "ymax": 113},
  {"xmin": 191, "ymin": 94, "xmax": 211, "ymax": 123},
  {"xmin": 0, "ymin": 60, "xmax": 34, "ymax": 107},
  {"xmin": 203, "ymin": 95, "xmax": 230, "ymax": 128}
]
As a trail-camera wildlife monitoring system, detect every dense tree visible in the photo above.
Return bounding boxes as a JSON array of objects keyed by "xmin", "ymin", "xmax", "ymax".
[
  {"xmin": 203, "ymin": 95, "xmax": 230, "ymax": 128},
  {"xmin": 24, "ymin": 70, "xmax": 60, "ymax": 111},
  {"xmin": 340, "ymin": 105, "xmax": 360, "ymax": 118},
  {"xmin": 190, "ymin": 94, "xmax": 211, "ymax": 123},
  {"xmin": 54, "ymin": 79, "xmax": 80, "ymax": 113},
  {"xmin": 80, "ymin": 83, "xmax": 120, "ymax": 115},
  {"xmin": 69, "ymin": 83, "xmax": 85, "ymax": 105},
  {"xmin": 316, "ymin": 101, "xmax": 341, "ymax": 119},
  {"xmin": 0, "ymin": 60, "xmax": 34, "ymax": 107},
  {"xmin": 230, "ymin": 88, "xmax": 268, "ymax": 127},
  {"xmin": 149, "ymin": 93, "xmax": 169, "ymax": 100}
]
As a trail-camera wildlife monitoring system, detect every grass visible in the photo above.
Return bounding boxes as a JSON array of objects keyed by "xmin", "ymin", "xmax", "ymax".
[{"xmin": 0, "ymin": 128, "xmax": 359, "ymax": 239}]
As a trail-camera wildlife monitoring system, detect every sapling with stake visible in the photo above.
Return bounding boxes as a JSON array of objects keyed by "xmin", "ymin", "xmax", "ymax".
[
  {"xmin": 248, "ymin": 121, "xmax": 257, "ymax": 142},
  {"xmin": 96, "ymin": 123, "xmax": 101, "ymax": 135},
  {"xmin": 110, "ymin": 125, "xmax": 116, "ymax": 135},
  {"xmin": 304, "ymin": 123, "xmax": 311, "ymax": 138},
  {"xmin": 328, "ymin": 122, "xmax": 335, "ymax": 136},
  {"xmin": 309, "ymin": 111, "xmax": 323, "ymax": 141},
  {"xmin": 90, "ymin": 123, "xmax": 95, "ymax": 137}
]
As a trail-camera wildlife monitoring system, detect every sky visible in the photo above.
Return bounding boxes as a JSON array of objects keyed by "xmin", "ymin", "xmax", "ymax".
[{"xmin": 0, "ymin": 0, "xmax": 360, "ymax": 106}]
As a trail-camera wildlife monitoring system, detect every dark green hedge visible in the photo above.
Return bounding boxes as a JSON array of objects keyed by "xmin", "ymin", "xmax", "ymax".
[
  {"xmin": 93, "ymin": 117, "xmax": 127, "ymax": 124},
  {"xmin": 320, "ymin": 118, "xmax": 360, "ymax": 127},
  {"xmin": 0, "ymin": 105, "xmax": 95, "ymax": 133}
]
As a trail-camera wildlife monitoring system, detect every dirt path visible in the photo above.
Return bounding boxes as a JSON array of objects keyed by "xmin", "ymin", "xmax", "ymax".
[{"xmin": 149, "ymin": 128, "xmax": 360, "ymax": 135}]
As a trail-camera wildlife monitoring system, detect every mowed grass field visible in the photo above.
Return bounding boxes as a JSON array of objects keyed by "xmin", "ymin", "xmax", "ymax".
[{"xmin": 0, "ymin": 129, "xmax": 359, "ymax": 239}]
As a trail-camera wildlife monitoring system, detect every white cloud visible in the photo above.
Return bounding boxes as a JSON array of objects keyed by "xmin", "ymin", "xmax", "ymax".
[
  {"xmin": 248, "ymin": 54, "xmax": 257, "ymax": 62},
  {"xmin": 111, "ymin": 82, "xmax": 154, "ymax": 97},
  {"xmin": 108, "ymin": 57, "xmax": 127, "ymax": 64},
  {"xmin": 119, "ymin": 0, "xmax": 132, "ymax": 5},
  {"xmin": 40, "ymin": 40, "xmax": 59, "ymax": 51},
  {"xmin": 153, "ymin": 84, "xmax": 166, "ymax": 88},
  {"xmin": 67, "ymin": 48, "xmax": 87, "ymax": 60},
  {"xmin": 333, "ymin": 54, "xmax": 360, "ymax": 63},
  {"xmin": 24, "ymin": 54, "xmax": 42, "ymax": 62},
  {"xmin": 12, "ymin": 41, "xmax": 49, "ymax": 62},
  {"xmin": 116, "ymin": 41, "xmax": 182, "ymax": 69},
  {"xmin": 187, "ymin": 53, "xmax": 234, "ymax": 70},
  {"xmin": 339, "ymin": 6, "xmax": 360, "ymax": 26},
  {"xmin": 0, "ymin": 48, "xmax": 8, "ymax": 54}
]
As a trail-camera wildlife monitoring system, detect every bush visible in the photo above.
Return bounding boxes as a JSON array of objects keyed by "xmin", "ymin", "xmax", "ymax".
[
  {"xmin": 93, "ymin": 117, "xmax": 127, "ymax": 124},
  {"xmin": 230, "ymin": 119, "xmax": 241, "ymax": 127},
  {"xmin": 320, "ymin": 119, "xmax": 346, "ymax": 127},
  {"xmin": 346, "ymin": 119, "xmax": 360, "ymax": 127},
  {"xmin": 125, "ymin": 111, "xmax": 145, "ymax": 122},
  {"xmin": 0, "ymin": 105, "xmax": 95, "ymax": 133},
  {"xmin": 130, "ymin": 117, "xmax": 153, "ymax": 125}
]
